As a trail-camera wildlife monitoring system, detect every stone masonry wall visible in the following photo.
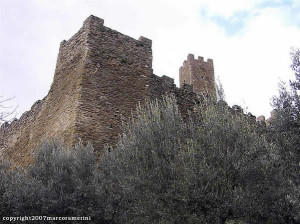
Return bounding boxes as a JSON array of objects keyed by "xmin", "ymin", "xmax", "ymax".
[
  {"xmin": 0, "ymin": 17, "xmax": 90, "ymax": 165},
  {"xmin": 150, "ymin": 74, "xmax": 201, "ymax": 119},
  {"xmin": 73, "ymin": 15, "xmax": 153, "ymax": 157},
  {"xmin": 0, "ymin": 15, "xmax": 211, "ymax": 166},
  {"xmin": 0, "ymin": 98, "xmax": 45, "ymax": 163},
  {"xmin": 179, "ymin": 54, "xmax": 216, "ymax": 98}
]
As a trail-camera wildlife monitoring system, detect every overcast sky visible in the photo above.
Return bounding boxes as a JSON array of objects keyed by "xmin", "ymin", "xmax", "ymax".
[{"xmin": 1, "ymin": 0, "xmax": 300, "ymax": 120}]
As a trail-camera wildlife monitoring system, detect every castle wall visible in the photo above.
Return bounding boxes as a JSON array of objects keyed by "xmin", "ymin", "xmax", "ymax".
[
  {"xmin": 32, "ymin": 22, "xmax": 89, "ymax": 148},
  {"xmin": 0, "ymin": 19, "xmax": 89, "ymax": 165},
  {"xmin": 73, "ymin": 15, "xmax": 153, "ymax": 157},
  {"xmin": 179, "ymin": 54, "xmax": 216, "ymax": 97},
  {"xmin": 0, "ymin": 98, "xmax": 45, "ymax": 163},
  {"xmin": 150, "ymin": 74, "xmax": 200, "ymax": 120},
  {"xmin": 179, "ymin": 61, "xmax": 192, "ymax": 86},
  {"xmin": 0, "ymin": 15, "xmax": 210, "ymax": 166},
  {"xmin": 150, "ymin": 74, "xmax": 176, "ymax": 100}
]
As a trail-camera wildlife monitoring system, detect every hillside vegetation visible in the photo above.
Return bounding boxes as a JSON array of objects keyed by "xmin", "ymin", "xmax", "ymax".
[{"xmin": 0, "ymin": 50, "xmax": 299, "ymax": 224}]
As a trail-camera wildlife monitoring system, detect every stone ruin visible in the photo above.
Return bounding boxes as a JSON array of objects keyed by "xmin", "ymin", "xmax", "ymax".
[{"xmin": 0, "ymin": 15, "xmax": 217, "ymax": 166}]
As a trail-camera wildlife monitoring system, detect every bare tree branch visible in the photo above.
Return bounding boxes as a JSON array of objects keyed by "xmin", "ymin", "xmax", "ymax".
[{"xmin": 0, "ymin": 96, "xmax": 18, "ymax": 124}]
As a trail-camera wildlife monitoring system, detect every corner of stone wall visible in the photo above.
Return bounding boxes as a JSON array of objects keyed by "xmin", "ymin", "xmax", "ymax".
[
  {"xmin": 83, "ymin": 15, "xmax": 104, "ymax": 28},
  {"xmin": 138, "ymin": 36, "xmax": 152, "ymax": 47}
]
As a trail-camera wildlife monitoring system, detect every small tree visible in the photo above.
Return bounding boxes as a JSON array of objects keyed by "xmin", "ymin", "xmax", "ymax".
[
  {"xmin": 269, "ymin": 48, "xmax": 300, "ymax": 222},
  {"xmin": 290, "ymin": 48, "xmax": 300, "ymax": 91},
  {"xmin": 270, "ymin": 48, "xmax": 300, "ymax": 178},
  {"xmin": 216, "ymin": 77, "xmax": 226, "ymax": 102}
]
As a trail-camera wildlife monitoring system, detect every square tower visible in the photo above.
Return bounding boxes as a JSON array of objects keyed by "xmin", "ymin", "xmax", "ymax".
[
  {"xmin": 179, "ymin": 54, "xmax": 216, "ymax": 98},
  {"xmin": 0, "ymin": 15, "xmax": 153, "ymax": 164}
]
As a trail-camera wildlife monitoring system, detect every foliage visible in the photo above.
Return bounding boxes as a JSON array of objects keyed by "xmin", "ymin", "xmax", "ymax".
[
  {"xmin": 0, "ymin": 141, "xmax": 113, "ymax": 223},
  {"xmin": 290, "ymin": 48, "xmax": 300, "ymax": 90},
  {"xmin": 271, "ymin": 48, "xmax": 300, "ymax": 138},
  {"xmin": 269, "ymin": 48, "xmax": 300, "ymax": 222},
  {"xmin": 216, "ymin": 77, "xmax": 226, "ymax": 101},
  {"xmin": 1, "ymin": 94, "xmax": 299, "ymax": 223},
  {"xmin": 270, "ymin": 48, "xmax": 300, "ymax": 176},
  {"xmin": 99, "ymin": 96, "xmax": 298, "ymax": 224}
]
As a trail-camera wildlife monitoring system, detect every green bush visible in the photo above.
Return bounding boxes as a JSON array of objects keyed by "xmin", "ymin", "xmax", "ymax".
[
  {"xmin": 269, "ymin": 48, "xmax": 300, "ymax": 222},
  {"xmin": 99, "ymin": 96, "xmax": 298, "ymax": 224},
  {"xmin": 0, "ymin": 141, "xmax": 113, "ymax": 223}
]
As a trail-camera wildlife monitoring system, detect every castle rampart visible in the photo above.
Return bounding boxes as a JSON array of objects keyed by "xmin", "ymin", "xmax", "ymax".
[
  {"xmin": 74, "ymin": 15, "xmax": 153, "ymax": 157},
  {"xmin": 0, "ymin": 15, "xmax": 214, "ymax": 166},
  {"xmin": 0, "ymin": 19, "xmax": 90, "ymax": 163}
]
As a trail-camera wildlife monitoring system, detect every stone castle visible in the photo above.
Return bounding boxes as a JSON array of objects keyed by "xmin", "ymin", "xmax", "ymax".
[{"xmin": 0, "ymin": 15, "xmax": 216, "ymax": 165}]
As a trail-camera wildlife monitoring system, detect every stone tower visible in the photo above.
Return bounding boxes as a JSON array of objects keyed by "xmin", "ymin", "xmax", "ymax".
[
  {"xmin": 179, "ymin": 54, "xmax": 216, "ymax": 97},
  {"xmin": 0, "ymin": 15, "xmax": 153, "ymax": 163},
  {"xmin": 0, "ymin": 15, "xmax": 205, "ymax": 166}
]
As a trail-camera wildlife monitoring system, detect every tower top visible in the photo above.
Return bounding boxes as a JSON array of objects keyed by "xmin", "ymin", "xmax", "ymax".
[
  {"xmin": 179, "ymin": 54, "xmax": 216, "ymax": 98},
  {"xmin": 185, "ymin": 53, "xmax": 214, "ymax": 68},
  {"xmin": 83, "ymin": 15, "xmax": 104, "ymax": 27}
]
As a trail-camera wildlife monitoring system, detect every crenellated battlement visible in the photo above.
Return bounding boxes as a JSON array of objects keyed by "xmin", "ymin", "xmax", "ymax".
[
  {"xmin": 185, "ymin": 54, "xmax": 214, "ymax": 68},
  {"xmin": 179, "ymin": 54, "xmax": 216, "ymax": 98}
]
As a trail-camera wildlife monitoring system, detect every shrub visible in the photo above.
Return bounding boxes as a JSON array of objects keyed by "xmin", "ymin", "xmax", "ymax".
[
  {"xmin": 99, "ymin": 96, "xmax": 298, "ymax": 223},
  {"xmin": 0, "ymin": 141, "xmax": 113, "ymax": 223},
  {"xmin": 1, "ymin": 92, "xmax": 299, "ymax": 223}
]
